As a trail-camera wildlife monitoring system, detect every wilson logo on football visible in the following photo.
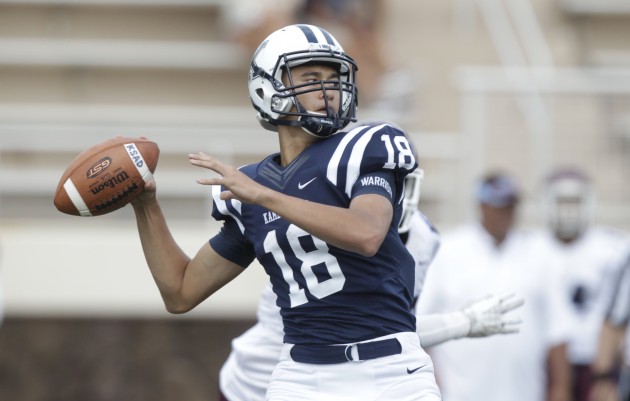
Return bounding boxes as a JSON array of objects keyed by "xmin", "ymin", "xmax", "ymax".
[
  {"xmin": 89, "ymin": 171, "xmax": 130, "ymax": 195},
  {"xmin": 87, "ymin": 157, "xmax": 112, "ymax": 178}
]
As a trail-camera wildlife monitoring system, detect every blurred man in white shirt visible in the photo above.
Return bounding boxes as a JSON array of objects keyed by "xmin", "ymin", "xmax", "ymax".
[
  {"xmin": 537, "ymin": 168, "xmax": 630, "ymax": 401},
  {"xmin": 417, "ymin": 172, "xmax": 573, "ymax": 401}
]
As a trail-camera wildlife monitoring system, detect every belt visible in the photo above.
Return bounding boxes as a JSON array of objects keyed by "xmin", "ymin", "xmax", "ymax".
[{"xmin": 290, "ymin": 338, "xmax": 402, "ymax": 365}]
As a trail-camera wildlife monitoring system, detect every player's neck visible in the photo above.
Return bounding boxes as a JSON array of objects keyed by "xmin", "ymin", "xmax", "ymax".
[{"xmin": 277, "ymin": 126, "xmax": 320, "ymax": 166}]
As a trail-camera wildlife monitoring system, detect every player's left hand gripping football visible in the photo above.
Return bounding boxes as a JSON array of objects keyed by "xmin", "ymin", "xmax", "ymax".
[
  {"xmin": 462, "ymin": 290, "xmax": 525, "ymax": 337},
  {"xmin": 189, "ymin": 152, "xmax": 270, "ymax": 204}
]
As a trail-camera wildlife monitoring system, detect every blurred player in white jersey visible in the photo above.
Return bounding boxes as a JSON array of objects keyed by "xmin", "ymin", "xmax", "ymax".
[
  {"xmin": 589, "ymin": 254, "xmax": 630, "ymax": 401},
  {"xmin": 219, "ymin": 168, "xmax": 524, "ymax": 401},
  {"xmin": 537, "ymin": 168, "xmax": 630, "ymax": 401},
  {"xmin": 417, "ymin": 172, "xmax": 574, "ymax": 401}
]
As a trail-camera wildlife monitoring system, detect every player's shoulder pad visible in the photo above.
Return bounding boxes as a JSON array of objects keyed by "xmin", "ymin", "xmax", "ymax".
[
  {"xmin": 591, "ymin": 226, "xmax": 630, "ymax": 251},
  {"xmin": 347, "ymin": 118, "xmax": 404, "ymax": 132},
  {"xmin": 326, "ymin": 122, "xmax": 418, "ymax": 197}
]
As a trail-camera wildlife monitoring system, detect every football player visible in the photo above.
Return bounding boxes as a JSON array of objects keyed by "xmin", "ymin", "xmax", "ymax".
[
  {"xmin": 132, "ymin": 24, "xmax": 441, "ymax": 400},
  {"xmin": 416, "ymin": 173, "xmax": 574, "ymax": 401},
  {"xmin": 540, "ymin": 168, "xmax": 630, "ymax": 401},
  {"xmin": 219, "ymin": 168, "xmax": 524, "ymax": 401}
]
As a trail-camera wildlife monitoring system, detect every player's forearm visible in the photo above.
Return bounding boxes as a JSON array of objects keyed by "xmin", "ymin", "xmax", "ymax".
[
  {"xmin": 592, "ymin": 321, "xmax": 625, "ymax": 374},
  {"xmin": 417, "ymin": 312, "xmax": 471, "ymax": 348},
  {"xmin": 546, "ymin": 344, "xmax": 572, "ymax": 401},
  {"xmin": 259, "ymin": 190, "xmax": 389, "ymax": 256},
  {"xmin": 589, "ymin": 325, "xmax": 623, "ymax": 401},
  {"xmin": 132, "ymin": 197, "xmax": 191, "ymax": 306}
]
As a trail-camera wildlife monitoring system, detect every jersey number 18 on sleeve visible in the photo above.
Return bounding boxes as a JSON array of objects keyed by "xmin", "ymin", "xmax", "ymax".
[{"xmin": 381, "ymin": 134, "xmax": 416, "ymax": 170}]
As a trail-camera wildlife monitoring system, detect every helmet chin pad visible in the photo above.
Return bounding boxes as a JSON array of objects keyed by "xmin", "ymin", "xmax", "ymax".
[
  {"xmin": 297, "ymin": 106, "xmax": 341, "ymax": 138},
  {"xmin": 300, "ymin": 114, "xmax": 340, "ymax": 138}
]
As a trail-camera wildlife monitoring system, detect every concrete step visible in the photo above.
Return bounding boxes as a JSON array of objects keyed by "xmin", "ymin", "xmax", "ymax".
[
  {"xmin": 0, "ymin": 39, "xmax": 247, "ymax": 69},
  {"xmin": 0, "ymin": 66, "xmax": 248, "ymax": 105},
  {"xmin": 0, "ymin": 1, "xmax": 226, "ymax": 41}
]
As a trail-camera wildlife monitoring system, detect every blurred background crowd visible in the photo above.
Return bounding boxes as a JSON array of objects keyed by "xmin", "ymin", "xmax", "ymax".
[{"xmin": 0, "ymin": 0, "xmax": 629, "ymax": 400}]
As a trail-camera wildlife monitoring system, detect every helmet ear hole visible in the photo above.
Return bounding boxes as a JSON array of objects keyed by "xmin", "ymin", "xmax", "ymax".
[{"xmin": 256, "ymin": 89, "xmax": 264, "ymax": 99}]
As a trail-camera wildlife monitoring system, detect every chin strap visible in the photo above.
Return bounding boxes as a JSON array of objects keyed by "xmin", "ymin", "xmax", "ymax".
[
  {"xmin": 295, "ymin": 101, "xmax": 341, "ymax": 138},
  {"xmin": 300, "ymin": 115, "xmax": 339, "ymax": 137},
  {"xmin": 264, "ymin": 96, "xmax": 351, "ymax": 137},
  {"xmin": 273, "ymin": 115, "xmax": 339, "ymax": 138}
]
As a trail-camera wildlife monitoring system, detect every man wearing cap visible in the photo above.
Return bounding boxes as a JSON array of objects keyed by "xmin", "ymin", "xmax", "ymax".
[{"xmin": 417, "ymin": 172, "xmax": 573, "ymax": 401}]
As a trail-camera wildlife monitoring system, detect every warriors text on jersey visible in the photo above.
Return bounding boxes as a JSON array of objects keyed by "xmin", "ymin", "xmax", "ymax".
[{"xmin": 210, "ymin": 122, "xmax": 418, "ymax": 345}]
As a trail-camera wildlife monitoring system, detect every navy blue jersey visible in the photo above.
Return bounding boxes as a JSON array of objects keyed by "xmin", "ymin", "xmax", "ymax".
[{"xmin": 210, "ymin": 122, "xmax": 418, "ymax": 345}]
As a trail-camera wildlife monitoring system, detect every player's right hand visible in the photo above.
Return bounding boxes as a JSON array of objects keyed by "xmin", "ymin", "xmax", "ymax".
[
  {"xmin": 131, "ymin": 175, "xmax": 157, "ymax": 207},
  {"xmin": 462, "ymin": 290, "xmax": 525, "ymax": 337}
]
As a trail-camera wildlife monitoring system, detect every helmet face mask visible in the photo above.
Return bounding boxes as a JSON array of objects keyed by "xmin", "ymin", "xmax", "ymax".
[
  {"xmin": 544, "ymin": 169, "xmax": 594, "ymax": 241},
  {"xmin": 248, "ymin": 25, "xmax": 358, "ymax": 138}
]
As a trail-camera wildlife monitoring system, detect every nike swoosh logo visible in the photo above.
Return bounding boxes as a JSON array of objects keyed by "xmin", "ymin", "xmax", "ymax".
[
  {"xmin": 407, "ymin": 365, "xmax": 425, "ymax": 374},
  {"xmin": 298, "ymin": 177, "xmax": 317, "ymax": 190}
]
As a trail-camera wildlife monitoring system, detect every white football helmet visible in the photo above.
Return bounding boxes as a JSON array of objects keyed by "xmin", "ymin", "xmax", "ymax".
[
  {"xmin": 544, "ymin": 168, "xmax": 594, "ymax": 241},
  {"xmin": 399, "ymin": 168, "xmax": 424, "ymax": 234},
  {"xmin": 248, "ymin": 24, "xmax": 358, "ymax": 138}
]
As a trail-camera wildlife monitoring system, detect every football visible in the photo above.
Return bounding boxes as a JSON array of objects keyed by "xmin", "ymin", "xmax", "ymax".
[{"xmin": 54, "ymin": 137, "xmax": 159, "ymax": 216}]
